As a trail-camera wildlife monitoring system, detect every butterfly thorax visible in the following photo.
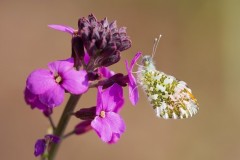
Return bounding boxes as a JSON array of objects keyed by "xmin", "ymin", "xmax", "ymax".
[{"xmin": 137, "ymin": 55, "xmax": 199, "ymax": 119}]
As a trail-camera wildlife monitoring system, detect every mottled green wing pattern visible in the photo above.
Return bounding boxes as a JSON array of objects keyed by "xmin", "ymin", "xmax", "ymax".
[{"xmin": 138, "ymin": 69, "xmax": 199, "ymax": 119}]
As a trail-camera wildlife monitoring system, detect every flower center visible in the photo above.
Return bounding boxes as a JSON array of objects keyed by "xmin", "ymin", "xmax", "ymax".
[
  {"xmin": 100, "ymin": 111, "xmax": 106, "ymax": 118},
  {"xmin": 55, "ymin": 75, "xmax": 62, "ymax": 84}
]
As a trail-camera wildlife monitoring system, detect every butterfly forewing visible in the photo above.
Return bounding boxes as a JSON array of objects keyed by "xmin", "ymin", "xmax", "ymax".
[{"xmin": 137, "ymin": 68, "xmax": 199, "ymax": 119}]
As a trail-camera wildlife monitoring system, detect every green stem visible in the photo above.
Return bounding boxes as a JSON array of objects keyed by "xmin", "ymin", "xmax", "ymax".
[
  {"xmin": 47, "ymin": 94, "xmax": 82, "ymax": 160},
  {"xmin": 48, "ymin": 116, "xmax": 56, "ymax": 130}
]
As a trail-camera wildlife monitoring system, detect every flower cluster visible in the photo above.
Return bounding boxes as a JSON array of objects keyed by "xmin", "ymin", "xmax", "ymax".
[{"xmin": 25, "ymin": 14, "xmax": 141, "ymax": 158}]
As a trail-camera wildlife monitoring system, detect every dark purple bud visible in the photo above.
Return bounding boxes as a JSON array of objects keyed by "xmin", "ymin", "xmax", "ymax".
[
  {"xmin": 74, "ymin": 120, "xmax": 92, "ymax": 135},
  {"xmin": 87, "ymin": 70, "xmax": 100, "ymax": 81},
  {"xmin": 76, "ymin": 14, "xmax": 131, "ymax": 69},
  {"xmin": 101, "ymin": 17, "xmax": 109, "ymax": 28},
  {"xmin": 72, "ymin": 36, "xmax": 85, "ymax": 67},
  {"xmin": 119, "ymin": 38, "xmax": 131, "ymax": 51},
  {"xmin": 88, "ymin": 14, "xmax": 97, "ymax": 27},
  {"xmin": 78, "ymin": 17, "xmax": 90, "ymax": 30},
  {"xmin": 74, "ymin": 106, "xmax": 96, "ymax": 120},
  {"xmin": 43, "ymin": 108, "xmax": 53, "ymax": 117},
  {"xmin": 99, "ymin": 73, "xmax": 128, "ymax": 89},
  {"xmin": 34, "ymin": 139, "xmax": 46, "ymax": 157},
  {"xmin": 99, "ymin": 51, "xmax": 120, "ymax": 67}
]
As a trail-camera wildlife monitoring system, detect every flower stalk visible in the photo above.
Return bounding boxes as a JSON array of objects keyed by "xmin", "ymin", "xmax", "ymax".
[{"xmin": 47, "ymin": 94, "xmax": 82, "ymax": 160}]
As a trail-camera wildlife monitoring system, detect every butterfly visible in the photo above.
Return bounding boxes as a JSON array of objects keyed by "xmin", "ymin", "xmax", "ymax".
[{"xmin": 137, "ymin": 35, "xmax": 199, "ymax": 119}]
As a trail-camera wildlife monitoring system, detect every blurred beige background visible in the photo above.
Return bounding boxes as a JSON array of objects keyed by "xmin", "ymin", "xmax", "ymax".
[{"xmin": 1, "ymin": 0, "xmax": 240, "ymax": 160}]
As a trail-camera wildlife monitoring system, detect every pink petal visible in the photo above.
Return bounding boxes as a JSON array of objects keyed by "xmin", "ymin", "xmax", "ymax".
[
  {"xmin": 96, "ymin": 86, "xmax": 103, "ymax": 115},
  {"xmin": 105, "ymin": 112, "xmax": 126, "ymax": 134},
  {"xmin": 100, "ymin": 84, "xmax": 124, "ymax": 112},
  {"xmin": 84, "ymin": 53, "xmax": 90, "ymax": 64},
  {"xmin": 128, "ymin": 76, "xmax": 139, "ymax": 106},
  {"xmin": 130, "ymin": 52, "xmax": 142, "ymax": 70},
  {"xmin": 91, "ymin": 116, "xmax": 112, "ymax": 142},
  {"xmin": 38, "ymin": 85, "xmax": 64, "ymax": 108},
  {"xmin": 108, "ymin": 133, "xmax": 120, "ymax": 144},
  {"xmin": 24, "ymin": 88, "xmax": 48, "ymax": 110},
  {"xmin": 98, "ymin": 67, "xmax": 115, "ymax": 78},
  {"xmin": 61, "ymin": 69, "xmax": 88, "ymax": 94},
  {"xmin": 125, "ymin": 52, "xmax": 141, "ymax": 106},
  {"xmin": 26, "ymin": 69, "xmax": 56, "ymax": 95},
  {"xmin": 48, "ymin": 58, "xmax": 74, "ymax": 74},
  {"xmin": 48, "ymin": 24, "xmax": 75, "ymax": 35}
]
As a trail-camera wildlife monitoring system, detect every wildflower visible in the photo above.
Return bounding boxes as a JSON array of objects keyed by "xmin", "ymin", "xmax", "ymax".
[
  {"xmin": 91, "ymin": 83, "xmax": 125, "ymax": 143},
  {"xmin": 34, "ymin": 135, "xmax": 60, "ymax": 157},
  {"xmin": 125, "ymin": 52, "xmax": 142, "ymax": 105},
  {"xmin": 25, "ymin": 58, "xmax": 88, "ymax": 109}
]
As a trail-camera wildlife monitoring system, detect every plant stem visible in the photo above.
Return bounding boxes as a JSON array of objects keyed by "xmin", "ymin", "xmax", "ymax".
[
  {"xmin": 48, "ymin": 116, "xmax": 56, "ymax": 130},
  {"xmin": 62, "ymin": 130, "xmax": 75, "ymax": 139},
  {"xmin": 47, "ymin": 94, "xmax": 82, "ymax": 160}
]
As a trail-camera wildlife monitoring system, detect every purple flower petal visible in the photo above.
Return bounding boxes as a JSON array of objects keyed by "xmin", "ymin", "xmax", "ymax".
[
  {"xmin": 91, "ymin": 116, "xmax": 112, "ymax": 142},
  {"xmin": 84, "ymin": 52, "xmax": 90, "ymax": 64},
  {"xmin": 125, "ymin": 52, "xmax": 142, "ymax": 106},
  {"xmin": 96, "ymin": 86, "xmax": 103, "ymax": 115},
  {"xmin": 26, "ymin": 69, "xmax": 57, "ymax": 95},
  {"xmin": 61, "ymin": 69, "xmax": 88, "ymax": 94},
  {"xmin": 24, "ymin": 88, "xmax": 48, "ymax": 110},
  {"xmin": 98, "ymin": 67, "xmax": 115, "ymax": 78},
  {"xmin": 48, "ymin": 58, "xmax": 74, "ymax": 74},
  {"xmin": 105, "ymin": 112, "xmax": 126, "ymax": 134},
  {"xmin": 128, "ymin": 80, "xmax": 139, "ymax": 106},
  {"xmin": 34, "ymin": 139, "xmax": 46, "ymax": 157},
  {"xmin": 99, "ymin": 84, "xmax": 124, "ymax": 112},
  {"xmin": 38, "ymin": 85, "xmax": 64, "ymax": 108},
  {"xmin": 108, "ymin": 133, "xmax": 120, "ymax": 144},
  {"xmin": 48, "ymin": 24, "xmax": 75, "ymax": 35},
  {"xmin": 130, "ymin": 52, "xmax": 142, "ymax": 71}
]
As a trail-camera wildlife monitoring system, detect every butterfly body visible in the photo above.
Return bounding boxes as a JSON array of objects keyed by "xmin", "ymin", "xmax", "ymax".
[{"xmin": 137, "ymin": 55, "xmax": 199, "ymax": 119}]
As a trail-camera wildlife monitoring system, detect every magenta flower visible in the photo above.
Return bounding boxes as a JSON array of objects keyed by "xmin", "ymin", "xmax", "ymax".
[
  {"xmin": 125, "ymin": 52, "xmax": 142, "ymax": 105},
  {"xmin": 91, "ymin": 83, "xmax": 125, "ymax": 143},
  {"xmin": 25, "ymin": 58, "xmax": 88, "ymax": 109}
]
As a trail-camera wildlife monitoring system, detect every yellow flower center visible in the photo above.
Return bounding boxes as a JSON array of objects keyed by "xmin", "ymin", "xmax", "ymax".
[
  {"xmin": 55, "ymin": 75, "xmax": 62, "ymax": 84},
  {"xmin": 100, "ymin": 111, "xmax": 106, "ymax": 118}
]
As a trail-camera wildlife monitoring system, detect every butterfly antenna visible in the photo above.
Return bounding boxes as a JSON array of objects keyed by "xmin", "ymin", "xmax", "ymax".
[{"xmin": 151, "ymin": 34, "xmax": 162, "ymax": 59}]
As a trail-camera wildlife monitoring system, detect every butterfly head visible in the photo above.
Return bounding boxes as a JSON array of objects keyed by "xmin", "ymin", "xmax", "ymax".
[{"xmin": 141, "ymin": 55, "xmax": 155, "ymax": 70}]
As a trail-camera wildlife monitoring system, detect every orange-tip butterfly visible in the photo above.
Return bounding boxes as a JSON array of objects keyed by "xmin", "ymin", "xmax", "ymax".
[{"xmin": 137, "ymin": 35, "xmax": 199, "ymax": 119}]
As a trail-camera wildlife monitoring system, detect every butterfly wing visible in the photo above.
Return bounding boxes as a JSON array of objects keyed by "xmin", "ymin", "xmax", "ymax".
[{"xmin": 138, "ymin": 69, "xmax": 199, "ymax": 119}]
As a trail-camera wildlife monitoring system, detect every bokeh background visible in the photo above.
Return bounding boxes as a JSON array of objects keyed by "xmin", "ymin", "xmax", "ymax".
[{"xmin": 1, "ymin": 0, "xmax": 240, "ymax": 160}]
